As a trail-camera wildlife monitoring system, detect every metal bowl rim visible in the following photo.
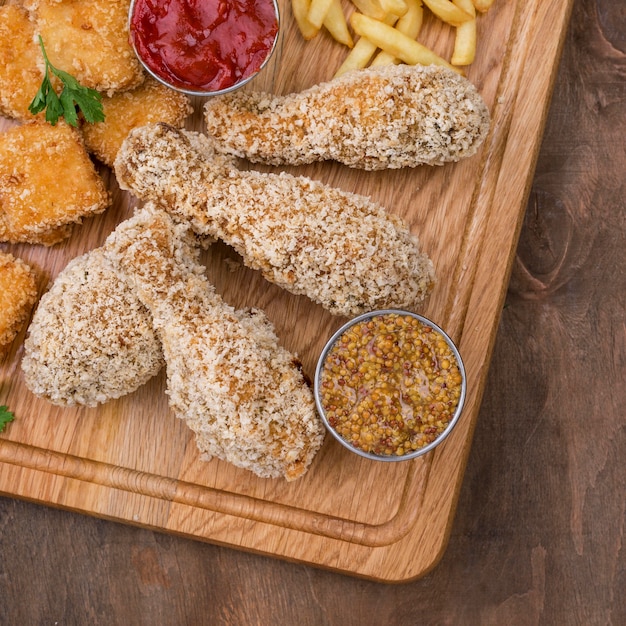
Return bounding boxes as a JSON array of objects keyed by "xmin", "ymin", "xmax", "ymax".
[
  {"xmin": 127, "ymin": 0, "xmax": 281, "ymax": 97},
  {"xmin": 313, "ymin": 309, "xmax": 467, "ymax": 462}
]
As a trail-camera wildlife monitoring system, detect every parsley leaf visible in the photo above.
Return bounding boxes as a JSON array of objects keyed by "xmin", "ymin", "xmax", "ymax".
[
  {"xmin": 0, "ymin": 406, "xmax": 15, "ymax": 433},
  {"xmin": 28, "ymin": 36, "xmax": 105, "ymax": 126}
]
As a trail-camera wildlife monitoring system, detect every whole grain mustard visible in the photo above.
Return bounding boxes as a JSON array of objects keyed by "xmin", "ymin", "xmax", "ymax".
[{"xmin": 318, "ymin": 313, "xmax": 463, "ymax": 457}]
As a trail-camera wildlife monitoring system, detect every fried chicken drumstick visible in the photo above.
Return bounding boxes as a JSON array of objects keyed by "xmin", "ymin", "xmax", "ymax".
[
  {"xmin": 115, "ymin": 123, "xmax": 435, "ymax": 316},
  {"xmin": 203, "ymin": 64, "xmax": 490, "ymax": 170},
  {"xmin": 101, "ymin": 205, "xmax": 325, "ymax": 480},
  {"xmin": 22, "ymin": 246, "xmax": 163, "ymax": 407}
]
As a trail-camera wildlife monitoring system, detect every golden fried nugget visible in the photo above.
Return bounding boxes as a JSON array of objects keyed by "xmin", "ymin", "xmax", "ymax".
[
  {"xmin": 0, "ymin": 251, "xmax": 38, "ymax": 355},
  {"xmin": 0, "ymin": 5, "xmax": 45, "ymax": 120},
  {"xmin": 81, "ymin": 78, "xmax": 193, "ymax": 167},
  {"xmin": 28, "ymin": 0, "xmax": 144, "ymax": 94},
  {"xmin": 0, "ymin": 121, "xmax": 110, "ymax": 245}
]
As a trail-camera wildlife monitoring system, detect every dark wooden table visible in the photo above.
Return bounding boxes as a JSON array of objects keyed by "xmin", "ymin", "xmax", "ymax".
[{"xmin": 1, "ymin": 0, "xmax": 624, "ymax": 623}]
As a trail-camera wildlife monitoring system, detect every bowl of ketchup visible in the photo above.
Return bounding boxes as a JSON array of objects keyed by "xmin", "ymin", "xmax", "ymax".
[{"xmin": 129, "ymin": 0, "xmax": 280, "ymax": 96}]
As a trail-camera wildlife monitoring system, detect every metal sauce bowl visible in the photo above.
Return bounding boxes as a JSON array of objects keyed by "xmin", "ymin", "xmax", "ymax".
[
  {"xmin": 314, "ymin": 309, "xmax": 467, "ymax": 462},
  {"xmin": 128, "ymin": 0, "xmax": 280, "ymax": 97}
]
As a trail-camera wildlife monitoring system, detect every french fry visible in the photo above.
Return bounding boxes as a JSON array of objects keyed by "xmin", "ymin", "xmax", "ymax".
[
  {"xmin": 292, "ymin": 0, "xmax": 320, "ymax": 39},
  {"xmin": 294, "ymin": 0, "xmax": 489, "ymax": 70},
  {"xmin": 422, "ymin": 0, "xmax": 472, "ymax": 26},
  {"xmin": 307, "ymin": 0, "xmax": 335, "ymax": 29},
  {"xmin": 351, "ymin": 0, "xmax": 389, "ymax": 20},
  {"xmin": 324, "ymin": 0, "xmax": 354, "ymax": 47},
  {"xmin": 451, "ymin": 0, "xmax": 476, "ymax": 65},
  {"xmin": 370, "ymin": 0, "xmax": 424, "ymax": 66},
  {"xmin": 334, "ymin": 38, "xmax": 379, "ymax": 77},
  {"xmin": 334, "ymin": 13, "xmax": 400, "ymax": 77},
  {"xmin": 472, "ymin": 0, "xmax": 495, "ymax": 12},
  {"xmin": 350, "ymin": 12, "xmax": 460, "ymax": 72},
  {"xmin": 380, "ymin": 0, "xmax": 409, "ymax": 18}
]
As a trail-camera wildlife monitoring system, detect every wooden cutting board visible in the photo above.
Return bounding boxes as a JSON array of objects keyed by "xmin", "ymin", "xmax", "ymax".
[{"xmin": 0, "ymin": 0, "xmax": 574, "ymax": 581}]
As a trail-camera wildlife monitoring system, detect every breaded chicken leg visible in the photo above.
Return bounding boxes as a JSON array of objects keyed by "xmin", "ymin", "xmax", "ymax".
[
  {"xmin": 203, "ymin": 64, "xmax": 490, "ymax": 170},
  {"xmin": 115, "ymin": 123, "xmax": 435, "ymax": 316},
  {"xmin": 22, "ymin": 247, "xmax": 163, "ymax": 407},
  {"xmin": 101, "ymin": 205, "xmax": 325, "ymax": 480}
]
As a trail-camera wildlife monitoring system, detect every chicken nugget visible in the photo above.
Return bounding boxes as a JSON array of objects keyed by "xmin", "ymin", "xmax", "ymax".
[
  {"xmin": 81, "ymin": 77, "xmax": 193, "ymax": 167},
  {"xmin": 0, "ymin": 5, "xmax": 45, "ymax": 120},
  {"xmin": 0, "ymin": 251, "xmax": 38, "ymax": 355},
  {"xmin": 28, "ymin": 0, "xmax": 144, "ymax": 94},
  {"xmin": 0, "ymin": 121, "xmax": 110, "ymax": 245}
]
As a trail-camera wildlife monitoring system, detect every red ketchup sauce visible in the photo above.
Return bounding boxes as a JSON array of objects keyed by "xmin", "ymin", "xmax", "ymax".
[{"xmin": 130, "ymin": 0, "xmax": 279, "ymax": 93}]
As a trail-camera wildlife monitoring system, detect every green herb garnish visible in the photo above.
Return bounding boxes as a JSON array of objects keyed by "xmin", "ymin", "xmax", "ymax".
[
  {"xmin": 28, "ymin": 36, "xmax": 105, "ymax": 127},
  {"xmin": 0, "ymin": 405, "xmax": 15, "ymax": 433}
]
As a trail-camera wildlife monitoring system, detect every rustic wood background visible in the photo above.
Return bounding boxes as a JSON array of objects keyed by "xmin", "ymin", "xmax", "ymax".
[
  {"xmin": 0, "ymin": 0, "xmax": 624, "ymax": 622},
  {"xmin": 1, "ymin": 0, "xmax": 570, "ymax": 582}
]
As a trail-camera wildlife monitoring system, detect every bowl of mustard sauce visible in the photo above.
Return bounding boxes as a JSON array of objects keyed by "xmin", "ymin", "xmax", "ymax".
[{"xmin": 314, "ymin": 310, "xmax": 466, "ymax": 462}]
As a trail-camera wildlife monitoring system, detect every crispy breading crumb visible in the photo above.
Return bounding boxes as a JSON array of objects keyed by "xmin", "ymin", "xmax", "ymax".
[
  {"xmin": 0, "ymin": 121, "xmax": 110, "ymax": 245},
  {"xmin": 100, "ymin": 205, "xmax": 325, "ymax": 480},
  {"xmin": 0, "ymin": 5, "xmax": 45, "ymax": 121},
  {"xmin": 81, "ymin": 77, "xmax": 193, "ymax": 167},
  {"xmin": 0, "ymin": 251, "xmax": 38, "ymax": 355},
  {"xmin": 115, "ymin": 123, "xmax": 435, "ymax": 316},
  {"xmin": 21, "ymin": 247, "xmax": 163, "ymax": 407},
  {"xmin": 203, "ymin": 64, "xmax": 491, "ymax": 170},
  {"xmin": 26, "ymin": 0, "xmax": 144, "ymax": 94}
]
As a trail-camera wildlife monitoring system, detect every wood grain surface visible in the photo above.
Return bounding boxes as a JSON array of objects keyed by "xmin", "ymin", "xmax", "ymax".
[
  {"xmin": 0, "ymin": 0, "xmax": 572, "ymax": 583},
  {"xmin": 1, "ymin": 0, "xmax": 624, "ymax": 621}
]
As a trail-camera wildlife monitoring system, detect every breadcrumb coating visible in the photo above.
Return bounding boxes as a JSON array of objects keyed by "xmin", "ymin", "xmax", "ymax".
[
  {"xmin": 27, "ymin": 0, "xmax": 144, "ymax": 94},
  {"xmin": 203, "ymin": 63, "xmax": 491, "ymax": 170},
  {"xmin": 0, "ymin": 121, "xmax": 110, "ymax": 245},
  {"xmin": 21, "ymin": 246, "xmax": 163, "ymax": 407},
  {"xmin": 101, "ymin": 205, "xmax": 325, "ymax": 480},
  {"xmin": 0, "ymin": 251, "xmax": 38, "ymax": 355},
  {"xmin": 115, "ymin": 123, "xmax": 435, "ymax": 316},
  {"xmin": 81, "ymin": 77, "xmax": 193, "ymax": 167},
  {"xmin": 0, "ymin": 5, "xmax": 45, "ymax": 120}
]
